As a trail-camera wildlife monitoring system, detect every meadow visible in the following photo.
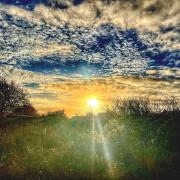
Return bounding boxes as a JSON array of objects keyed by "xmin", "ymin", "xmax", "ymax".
[{"xmin": 0, "ymin": 98, "xmax": 180, "ymax": 180}]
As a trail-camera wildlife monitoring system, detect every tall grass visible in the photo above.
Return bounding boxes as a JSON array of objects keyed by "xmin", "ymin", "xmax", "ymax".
[{"xmin": 0, "ymin": 97, "xmax": 180, "ymax": 179}]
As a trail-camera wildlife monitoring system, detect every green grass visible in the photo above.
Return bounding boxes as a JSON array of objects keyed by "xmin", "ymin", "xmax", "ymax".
[{"xmin": 0, "ymin": 110, "xmax": 180, "ymax": 179}]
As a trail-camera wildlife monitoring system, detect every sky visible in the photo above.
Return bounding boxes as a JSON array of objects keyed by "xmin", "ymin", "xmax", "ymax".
[{"xmin": 0, "ymin": 0, "xmax": 180, "ymax": 116}]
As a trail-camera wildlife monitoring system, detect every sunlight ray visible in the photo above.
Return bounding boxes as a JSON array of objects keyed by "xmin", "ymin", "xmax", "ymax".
[{"xmin": 96, "ymin": 116, "xmax": 114, "ymax": 178}]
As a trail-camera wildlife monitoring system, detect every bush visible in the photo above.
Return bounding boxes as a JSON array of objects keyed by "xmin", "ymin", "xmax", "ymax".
[
  {"xmin": 47, "ymin": 110, "xmax": 67, "ymax": 119},
  {"xmin": 109, "ymin": 96, "xmax": 180, "ymax": 117},
  {"xmin": 110, "ymin": 97, "xmax": 151, "ymax": 117},
  {"xmin": 12, "ymin": 103, "xmax": 37, "ymax": 116}
]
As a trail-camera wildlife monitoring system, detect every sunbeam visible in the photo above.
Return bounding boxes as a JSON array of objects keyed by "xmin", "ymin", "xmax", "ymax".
[
  {"xmin": 88, "ymin": 98, "xmax": 114, "ymax": 178},
  {"xmin": 96, "ymin": 116, "xmax": 114, "ymax": 178}
]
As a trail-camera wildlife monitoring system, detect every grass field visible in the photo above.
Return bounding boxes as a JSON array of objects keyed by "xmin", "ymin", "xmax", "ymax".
[{"xmin": 0, "ymin": 99, "xmax": 180, "ymax": 180}]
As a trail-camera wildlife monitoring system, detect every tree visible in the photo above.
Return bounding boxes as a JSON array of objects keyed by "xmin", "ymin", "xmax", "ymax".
[{"xmin": 0, "ymin": 77, "xmax": 36, "ymax": 117}]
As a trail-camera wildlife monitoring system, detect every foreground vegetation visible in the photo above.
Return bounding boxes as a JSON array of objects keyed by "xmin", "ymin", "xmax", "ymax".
[{"xmin": 0, "ymin": 97, "xmax": 180, "ymax": 180}]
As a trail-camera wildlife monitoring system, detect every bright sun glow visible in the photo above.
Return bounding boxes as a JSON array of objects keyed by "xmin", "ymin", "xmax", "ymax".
[{"xmin": 87, "ymin": 99, "xmax": 99, "ymax": 108}]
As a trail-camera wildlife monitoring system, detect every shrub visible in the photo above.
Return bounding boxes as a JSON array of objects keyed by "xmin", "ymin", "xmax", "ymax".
[
  {"xmin": 109, "ymin": 96, "xmax": 180, "ymax": 117},
  {"xmin": 47, "ymin": 110, "xmax": 67, "ymax": 119},
  {"xmin": 12, "ymin": 103, "xmax": 37, "ymax": 116},
  {"xmin": 110, "ymin": 97, "xmax": 151, "ymax": 117}
]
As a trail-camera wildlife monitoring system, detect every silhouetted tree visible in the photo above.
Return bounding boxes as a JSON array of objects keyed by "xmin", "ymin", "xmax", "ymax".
[{"xmin": 0, "ymin": 77, "xmax": 36, "ymax": 117}]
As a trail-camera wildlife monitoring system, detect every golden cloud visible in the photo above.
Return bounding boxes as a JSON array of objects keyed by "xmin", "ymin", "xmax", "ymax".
[{"xmin": 29, "ymin": 76, "xmax": 180, "ymax": 116}]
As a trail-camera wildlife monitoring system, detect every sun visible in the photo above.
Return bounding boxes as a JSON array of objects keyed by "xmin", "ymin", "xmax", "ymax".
[{"xmin": 87, "ymin": 98, "xmax": 99, "ymax": 108}]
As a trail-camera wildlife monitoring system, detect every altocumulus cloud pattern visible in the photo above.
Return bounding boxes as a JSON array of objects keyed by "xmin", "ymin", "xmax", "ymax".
[{"xmin": 0, "ymin": 0, "xmax": 180, "ymax": 83}]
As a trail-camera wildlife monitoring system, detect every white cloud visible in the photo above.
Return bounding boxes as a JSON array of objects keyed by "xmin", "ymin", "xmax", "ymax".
[
  {"xmin": 1, "ymin": 0, "xmax": 179, "ymax": 30},
  {"xmin": 0, "ymin": 1, "xmax": 179, "ymax": 79}
]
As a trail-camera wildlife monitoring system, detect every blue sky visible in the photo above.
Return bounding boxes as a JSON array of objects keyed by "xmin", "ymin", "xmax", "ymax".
[{"xmin": 0, "ymin": 0, "xmax": 179, "ymax": 115}]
